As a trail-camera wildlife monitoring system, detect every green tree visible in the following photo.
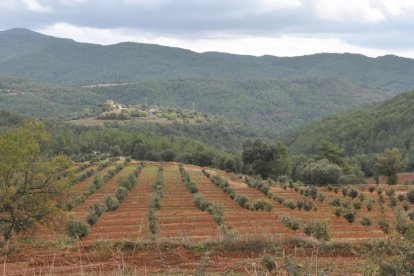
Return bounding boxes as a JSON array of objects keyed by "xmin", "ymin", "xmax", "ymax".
[
  {"xmin": 375, "ymin": 148, "xmax": 406, "ymax": 185},
  {"xmin": 0, "ymin": 122, "xmax": 71, "ymax": 241},
  {"xmin": 318, "ymin": 140, "xmax": 344, "ymax": 166},
  {"xmin": 242, "ymin": 139, "xmax": 290, "ymax": 179},
  {"xmin": 300, "ymin": 159, "xmax": 343, "ymax": 185}
]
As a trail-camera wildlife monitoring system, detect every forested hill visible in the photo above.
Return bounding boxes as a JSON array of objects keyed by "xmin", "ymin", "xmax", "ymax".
[
  {"xmin": 0, "ymin": 76, "xmax": 395, "ymax": 133},
  {"xmin": 282, "ymin": 91, "xmax": 414, "ymax": 160},
  {"xmin": 1, "ymin": 28, "xmax": 414, "ymax": 91}
]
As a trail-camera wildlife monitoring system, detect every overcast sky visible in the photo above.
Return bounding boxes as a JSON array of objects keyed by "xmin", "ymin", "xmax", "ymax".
[{"xmin": 1, "ymin": 0, "xmax": 414, "ymax": 58}]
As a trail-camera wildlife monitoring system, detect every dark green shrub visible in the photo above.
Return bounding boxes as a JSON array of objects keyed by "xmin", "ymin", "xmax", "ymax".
[
  {"xmin": 331, "ymin": 198, "xmax": 341, "ymax": 206},
  {"xmin": 252, "ymin": 199, "xmax": 273, "ymax": 212},
  {"xmin": 378, "ymin": 218, "xmax": 390, "ymax": 234},
  {"xmin": 403, "ymin": 203, "xmax": 410, "ymax": 211},
  {"xmin": 304, "ymin": 219, "xmax": 330, "ymax": 241},
  {"xmin": 66, "ymin": 220, "xmax": 89, "ymax": 239},
  {"xmin": 280, "ymin": 216, "xmax": 301, "ymax": 232},
  {"xmin": 86, "ymin": 203, "xmax": 104, "ymax": 225},
  {"xmin": 296, "ymin": 200, "xmax": 304, "ymax": 210},
  {"xmin": 318, "ymin": 193, "xmax": 326, "ymax": 203},
  {"xmin": 303, "ymin": 200, "xmax": 314, "ymax": 211},
  {"xmin": 235, "ymin": 195, "xmax": 250, "ymax": 208},
  {"xmin": 207, "ymin": 205, "xmax": 224, "ymax": 224},
  {"xmin": 407, "ymin": 190, "xmax": 414, "ymax": 203},
  {"xmin": 334, "ymin": 208, "xmax": 342, "ymax": 217},
  {"xmin": 274, "ymin": 196, "xmax": 284, "ymax": 204},
  {"xmin": 377, "ymin": 188, "xmax": 383, "ymax": 195},
  {"xmin": 193, "ymin": 193, "xmax": 211, "ymax": 211},
  {"xmin": 283, "ymin": 200, "xmax": 296, "ymax": 210},
  {"xmin": 116, "ymin": 186, "xmax": 128, "ymax": 202},
  {"xmin": 261, "ymin": 255, "xmax": 276, "ymax": 273},
  {"xmin": 366, "ymin": 199, "xmax": 374, "ymax": 212},
  {"xmin": 368, "ymin": 186, "xmax": 375, "ymax": 193},
  {"xmin": 151, "ymin": 194, "xmax": 162, "ymax": 210},
  {"xmin": 148, "ymin": 208, "xmax": 157, "ymax": 235},
  {"xmin": 104, "ymin": 195, "xmax": 120, "ymax": 211},
  {"xmin": 408, "ymin": 210, "xmax": 414, "ymax": 221},
  {"xmin": 348, "ymin": 188, "xmax": 358, "ymax": 199},
  {"xmin": 188, "ymin": 182, "xmax": 198, "ymax": 193},
  {"xmin": 360, "ymin": 216, "xmax": 372, "ymax": 226},
  {"xmin": 343, "ymin": 209, "xmax": 356, "ymax": 223},
  {"xmin": 398, "ymin": 194, "xmax": 406, "ymax": 202}
]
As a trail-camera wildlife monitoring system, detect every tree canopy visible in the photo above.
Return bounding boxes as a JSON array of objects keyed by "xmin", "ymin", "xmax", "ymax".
[{"xmin": 0, "ymin": 122, "xmax": 71, "ymax": 240}]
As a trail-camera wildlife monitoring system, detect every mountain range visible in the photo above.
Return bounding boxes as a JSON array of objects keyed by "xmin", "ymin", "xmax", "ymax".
[{"xmin": 1, "ymin": 28, "xmax": 414, "ymax": 134}]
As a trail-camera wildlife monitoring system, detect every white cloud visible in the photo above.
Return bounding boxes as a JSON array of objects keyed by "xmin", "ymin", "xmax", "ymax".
[
  {"xmin": 22, "ymin": 0, "xmax": 52, "ymax": 12},
  {"xmin": 36, "ymin": 23, "xmax": 414, "ymax": 58},
  {"xmin": 313, "ymin": 0, "xmax": 385, "ymax": 22},
  {"xmin": 122, "ymin": 0, "xmax": 171, "ymax": 9}
]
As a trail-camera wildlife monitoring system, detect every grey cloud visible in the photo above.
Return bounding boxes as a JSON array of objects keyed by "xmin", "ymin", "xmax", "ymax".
[{"xmin": 0, "ymin": 0, "xmax": 413, "ymax": 50}]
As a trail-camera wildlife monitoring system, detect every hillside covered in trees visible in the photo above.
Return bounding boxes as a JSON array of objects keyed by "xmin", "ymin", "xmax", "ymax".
[
  {"xmin": 1, "ymin": 29, "xmax": 414, "ymax": 92},
  {"xmin": 283, "ymin": 91, "xmax": 414, "ymax": 168}
]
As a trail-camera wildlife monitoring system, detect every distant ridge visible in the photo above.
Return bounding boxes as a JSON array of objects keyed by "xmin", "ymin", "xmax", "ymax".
[{"xmin": 1, "ymin": 28, "xmax": 414, "ymax": 91}]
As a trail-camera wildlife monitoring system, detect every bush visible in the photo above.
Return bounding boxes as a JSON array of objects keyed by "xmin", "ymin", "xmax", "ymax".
[
  {"xmin": 261, "ymin": 255, "xmax": 277, "ymax": 273},
  {"xmin": 207, "ymin": 205, "xmax": 224, "ymax": 224},
  {"xmin": 188, "ymin": 182, "xmax": 198, "ymax": 194},
  {"xmin": 193, "ymin": 193, "xmax": 211, "ymax": 211},
  {"xmin": 304, "ymin": 219, "xmax": 330, "ymax": 241},
  {"xmin": 343, "ymin": 209, "xmax": 356, "ymax": 223},
  {"xmin": 334, "ymin": 208, "xmax": 342, "ymax": 217},
  {"xmin": 331, "ymin": 198, "xmax": 341, "ymax": 207},
  {"xmin": 280, "ymin": 216, "xmax": 301, "ymax": 231},
  {"xmin": 408, "ymin": 210, "xmax": 414, "ymax": 221},
  {"xmin": 398, "ymin": 194, "xmax": 406, "ymax": 202},
  {"xmin": 115, "ymin": 186, "xmax": 129, "ymax": 202},
  {"xmin": 360, "ymin": 216, "xmax": 372, "ymax": 226},
  {"xmin": 303, "ymin": 200, "xmax": 314, "ymax": 211},
  {"xmin": 252, "ymin": 199, "xmax": 273, "ymax": 212},
  {"xmin": 296, "ymin": 200, "xmax": 304, "ymax": 210},
  {"xmin": 148, "ymin": 208, "xmax": 157, "ymax": 235},
  {"xmin": 274, "ymin": 196, "xmax": 284, "ymax": 204},
  {"xmin": 407, "ymin": 190, "xmax": 414, "ymax": 204},
  {"xmin": 235, "ymin": 195, "xmax": 250, "ymax": 208},
  {"xmin": 368, "ymin": 186, "xmax": 375, "ymax": 193},
  {"xmin": 378, "ymin": 218, "xmax": 390, "ymax": 234},
  {"xmin": 366, "ymin": 199, "xmax": 374, "ymax": 212},
  {"xmin": 86, "ymin": 203, "xmax": 104, "ymax": 225},
  {"xmin": 403, "ymin": 203, "xmax": 410, "ymax": 212},
  {"xmin": 151, "ymin": 194, "xmax": 162, "ymax": 210},
  {"xmin": 66, "ymin": 220, "xmax": 89, "ymax": 239},
  {"xmin": 283, "ymin": 200, "xmax": 296, "ymax": 210},
  {"xmin": 348, "ymin": 188, "xmax": 359, "ymax": 199},
  {"xmin": 318, "ymin": 193, "xmax": 326, "ymax": 203},
  {"xmin": 301, "ymin": 159, "xmax": 343, "ymax": 185},
  {"xmin": 353, "ymin": 202, "xmax": 362, "ymax": 210},
  {"xmin": 104, "ymin": 195, "xmax": 120, "ymax": 211}
]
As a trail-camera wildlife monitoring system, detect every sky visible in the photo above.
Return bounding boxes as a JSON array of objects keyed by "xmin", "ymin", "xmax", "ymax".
[{"xmin": 1, "ymin": 0, "xmax": 414, "ymax": 58}]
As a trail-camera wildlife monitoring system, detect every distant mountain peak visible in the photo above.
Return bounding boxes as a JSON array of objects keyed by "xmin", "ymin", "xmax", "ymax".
[{"xmin": 1, "ymin": 28, "xmax": 39, "ymax": 35}]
